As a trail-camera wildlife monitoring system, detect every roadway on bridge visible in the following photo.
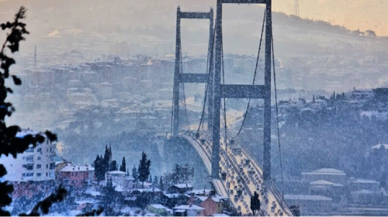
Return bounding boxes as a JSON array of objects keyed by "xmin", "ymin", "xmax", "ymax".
[{"xmin": 181, "ymin": 134, "xmax": 292, "ymax": 216}]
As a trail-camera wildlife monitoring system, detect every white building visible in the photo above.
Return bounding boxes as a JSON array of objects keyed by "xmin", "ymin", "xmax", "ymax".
[
  {"xmin": 0, "ymin": 129, "xmax": 56, "ymax": 181},
  {"xmin": 348, "ymin": 178, "xmax": 380, "ymax": 192},
  {"xmin": 302, "ymin": 168, "xmax": 347, "ymax": 186},
  {"xmin": 284, "ymin": 194, "xmax": 332, "ymax": 215}
]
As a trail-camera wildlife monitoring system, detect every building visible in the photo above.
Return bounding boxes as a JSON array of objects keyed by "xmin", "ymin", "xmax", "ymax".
[
  {"xmin": 199, "ymin": 196, "xmax": 228, "ymax": 216},
  {"xmin": 0, "ymin": 129, "xmax": 56, "ymax": 182},
  {"xmin": 348, "ymin": 178, "xmax": 380, "ymax": 192},
  {"xmin": 169, "ymin": 184, "xmax": 193, "ymax": 194},
  {"xmin": 302, "ymin": 168, "xmax": 347, "ymax": 186},
  {"xmin": 173, "ymin": 204, "xmax": 204, "ymax": 216},
  {"xmin": 58, "ymin": 164, "xmax": 94, "ymax": 187},
  {"xmin": 106, "ymin": 170, "xmax": 126, "ymax": 187},
  {"xmin": 284, "ymin": 194, "xmax": 332, "ymax": 215},
  {"xmin": 146, "ymin": 204, "xmax": 172, "ymax": 216},
  {"xmin": 308, "ymin": 180, "xmax": 344, "ymax": 202}
]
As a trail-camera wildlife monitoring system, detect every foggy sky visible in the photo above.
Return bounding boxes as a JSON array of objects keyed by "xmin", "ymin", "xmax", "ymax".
[{"xmin": 0, "ymin": 0, "xmax": 386, "ymax": 36}]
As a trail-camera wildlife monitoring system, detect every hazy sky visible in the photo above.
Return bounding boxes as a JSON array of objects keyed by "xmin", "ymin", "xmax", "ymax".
[
  {"xmin": 273, "ymin": 0, "xmax": 388, "ymax": 36},
  {"xmin": 0, "ymin": 0, "xmax": 387, "ymax": 35}
]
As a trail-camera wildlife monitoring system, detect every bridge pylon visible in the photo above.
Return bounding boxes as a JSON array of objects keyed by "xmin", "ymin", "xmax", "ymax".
[
  {"xmin": 211, "ymin": 0, "xmax": 272, "ymax": 181},
  {"xmin": 172, "ymin": 7, "xmax": 215, "ymax": 137}
]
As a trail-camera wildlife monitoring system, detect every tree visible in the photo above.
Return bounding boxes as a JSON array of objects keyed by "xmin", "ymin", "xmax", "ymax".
[
  {"xmin": 0, "ymin": 7, "xmax": 67, "ymax": 215},
  {"xmin": 153, "ymin": 176, "xmax": 158, "ymax": 187},
  {"xmin": 132, "ymin": 165, "xmax": 138, "ymax": 182},
  {"xmin": 159, "ymin": 176, "xmax": 164, "ymax": 191},
  {"xmin": 109, "ymin": 160, "xmax": 117, "ymax": 171},
  {"xmin": 250, "ymin": 191, "xmax": 261, "ymax": 215},
  {"xmin": 119, "ymin": 157, "xmax": 126, "ymax": 172},
  {"xmin": 94, "ymin": 155, "xmax": 105, "ymax": 181},
  {"xmin": 137, "ymin": 152, "xmax": 151, "ymax": 188},
  {"xmin": 165, "ymin": 164, "xmax": 194, "ymax": 186}
]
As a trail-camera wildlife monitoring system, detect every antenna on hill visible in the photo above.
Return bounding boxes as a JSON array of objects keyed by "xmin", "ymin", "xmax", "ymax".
[
  {"xmin": 294, "ymin": 0, "xmax": 300, "ymax": 17},
  {"xmin": 34, "ymin": 45, "xmax": 37, "ymax": 70}
]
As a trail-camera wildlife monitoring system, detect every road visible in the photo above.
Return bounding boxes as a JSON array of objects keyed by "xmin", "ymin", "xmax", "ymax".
[{"xmin": 181, "ymin": 134, "xmax": 292, "ymax": 216}]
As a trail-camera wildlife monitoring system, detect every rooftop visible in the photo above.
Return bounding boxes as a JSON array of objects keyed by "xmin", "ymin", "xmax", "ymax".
[
  {"xmin": 371, "ymin": 144, "xmax": 388, "ymax": 150},
  {"xmin": 173, "ymin": 184, "xmax": 193, "ymax": 189},
  {"xmin": 302, "ymin": 168, "xmax": 346, "ymax": 176},
  {"xmin": 60, "ymin": 164, "xmax": 94, "ymax": 172},
  {"xmin": 284, "ymin": 194, "xmax": 332, "ymax": 201},
  {"xmin": 173, "ymin": 204, "xmax": 204, "ymax": 211}
]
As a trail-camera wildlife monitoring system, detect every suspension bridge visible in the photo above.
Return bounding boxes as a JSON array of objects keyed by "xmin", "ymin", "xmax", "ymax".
[{"xmin": 170, "ymin": 0, "xmax": 293, "ymax": 215}]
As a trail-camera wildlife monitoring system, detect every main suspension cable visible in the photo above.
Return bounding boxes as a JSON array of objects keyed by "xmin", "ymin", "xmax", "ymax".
[
  {"xmin": 196, "ymin": 26, "xmax": 216, "ymax": 137},
  {"xmin": 272, "ymin": 32, "xmax": 284, "ymax": 197},
  {"xmin": 229, "ymin": 10, "xmax": 266, "ymax": 139}
]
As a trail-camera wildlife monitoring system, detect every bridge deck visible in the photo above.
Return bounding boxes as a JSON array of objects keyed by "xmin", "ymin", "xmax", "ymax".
[{"xmin": 180, "ymin": 134, "xmax": 293, "ymax": 216}]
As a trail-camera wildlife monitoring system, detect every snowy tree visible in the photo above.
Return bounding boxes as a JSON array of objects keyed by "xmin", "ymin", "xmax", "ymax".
[
  {"xmin": 138, "ymin": 152, "xmax": 151, "ymax": 188},
  {"xmin": 119, "ymin": 157, "xmax": 126, "ymax": 172},
  {"xmin": 0, "ymin": 7, "xmax": 67, "ymax": 216}
]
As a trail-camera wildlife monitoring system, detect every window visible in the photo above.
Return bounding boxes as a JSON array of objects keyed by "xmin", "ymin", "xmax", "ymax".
[
  {"xmin": 37, "ymin": 148, "xmax": 42, "ymax": 153},
  {"xmin": 46, "ymin": 173, "xmax": 48, "ymax": 177},
  {"xmin": 37, "ymin": 156, "xmax": 41, "ymax": 160},
  {"xmin": 50, "ymin": 162, "xmax": 55, "ymax": 169},
  {"xmin": 46, "ymin": 164, "xmax": 48, "ymax": 169},
  {"xmin": 25, "ymin": 155, "xmax": 34, "ymax": 162},
  {"xmin": 37, "ymin": 164, "xmax": 41, "ymax": 169},
  {"xmin": 26, "ymin": 173, "xmax": 33, "ymax": 177},
  {"xmin": 37, "ymin": 173, "xmax": 41, "ymax": 177},
  {"xmin": 22, "ymin": 173, "xmax": 25, "ymax": 177},
  {"xmin": 26, "ymin": 148, "xmax": 34, "ymax": 153},
  {"xmin": 22, "ymin": 163, "xmax": 34, "ymax": 170}
]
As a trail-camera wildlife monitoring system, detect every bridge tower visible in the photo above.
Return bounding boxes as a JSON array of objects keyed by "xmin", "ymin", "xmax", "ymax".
[
  {"xmin": 172, "ymin": 7, "xmax": 215, "ymax": 136},
  {"xmin": 211, "ymin": 0, "xmax": 272, "ymax": 181}
]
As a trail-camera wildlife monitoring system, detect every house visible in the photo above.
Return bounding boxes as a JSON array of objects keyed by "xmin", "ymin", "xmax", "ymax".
[
  {"xmin": 106, "ymin": 170, "xmax": 126, "ymax": 187},
  {"xmin": 169, "ymin": 184, "xmax": 193, "ymax": 194},
  {"xmin": 308, "ymin": 180, "xmax": 344, "ymax": 202},
  {"xmin": 173, "ymin": 204, "xmax": 204, "ymax": 216},
  {"xmin": 199, "ymin": 196, "xmax": 228, "ymax": 216},
  {"xmin": 188, "ymin": 189, "xmax": 213, "ymax": 197},
  {"xmin": 348, "ymin": 178, "xmax": 380, "ymax": 192},
  {"xmin": 302, "ymin": 168, "xmax": 347, "ymax": 186},
  {"xmin": 161, "ymin": 193, "xmax": 189, "ymax": 208},
  {"xmin": 284, "ymin": 194, "xmax": 332, "ymax": 215},
  {"xmin": 58, "ymin": 164, "xmax": 94, "ymax": 188},
  {"xmin": 146, "ymin": 204, "xmax": 173, "ymax": 216}
]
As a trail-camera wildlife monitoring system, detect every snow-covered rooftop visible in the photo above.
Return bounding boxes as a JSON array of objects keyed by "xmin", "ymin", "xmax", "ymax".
[
  {"xmin": 108, "ymin": 170, "xmax": 126, "ymax": 175},
  {"xmin": 149, "ymin": 204, "xmax": 167, "ymax": 209},
  {"xmin": 189, "ymin": 189, "xmax": 213, "ymax": 195},
  {"xmin": 60, "ymin": 164, "xmax": 94, "ymax": 172},
  {"xmin": 173, "ymin": 184, "xmax": 193, "ymax": 188},
  {"xmin": 371, "ymin": 144, "xmax": 388, "ymax": 150},
  {"xmin": 173, "ymin": 204, "xmax": 204, "ymax": 210},
  {"xmin": 284, "ymin": 194, "xmax": 332, "ymax": 201},
  {"xmin": 351, "ymin": 179, "xmax": 379, "ymax": 184},
  {"xmin": 302, "ymin": 168, "xmax": 346, "ymax": 176},
  {"xmin": 310, "ymin": 180, "xmax": 335, "ymax": 185}
]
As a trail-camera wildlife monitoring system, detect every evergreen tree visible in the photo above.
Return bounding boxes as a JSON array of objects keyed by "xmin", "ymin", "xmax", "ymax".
[
  {"xmin": 0, "ymin": 7, "xmax": 67, "ymax": 215},
  {"xmin": 138, "ymin": 152, "xmax": 151, "ymax": 188},
  {"xmin": 153, "ymin": 176, "xmax": 158, "ymax": 187},
  {"xmin": 132, "ymin": 165, "xmax": 138, "ymax": 181},
  {"xmin": 120, "ymin": 157, "xmax": 126, "ymax": 172},
  {"xmin": 109, "ymin": 160, "xmax": 117, "ymax": 171},
  {"xmin": 159, "ymin": 176, "xmax": 164, "ymax": 191}
]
